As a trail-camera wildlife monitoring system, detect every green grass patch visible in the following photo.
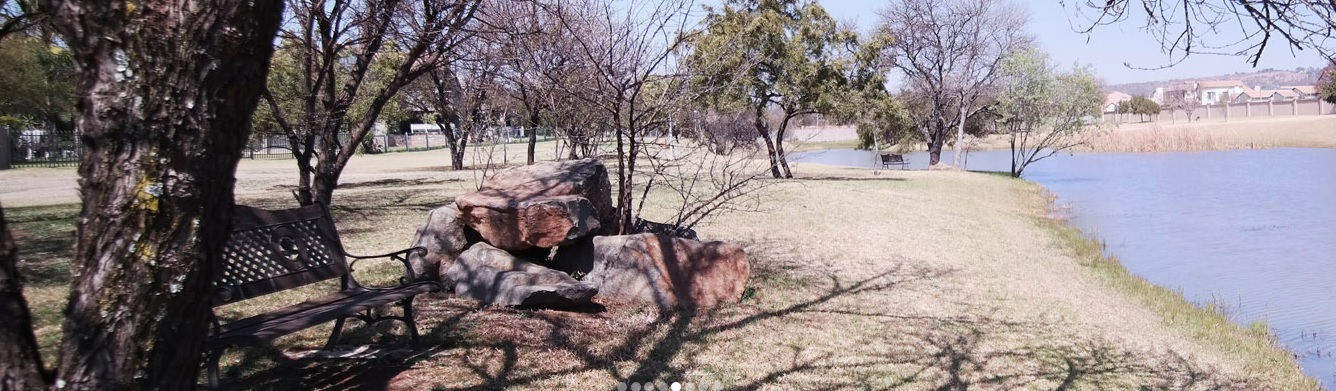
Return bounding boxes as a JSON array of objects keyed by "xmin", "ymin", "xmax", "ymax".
[{"xmin": 1038, "ymin": 216, "xmax": 1319, "ymax": 390}]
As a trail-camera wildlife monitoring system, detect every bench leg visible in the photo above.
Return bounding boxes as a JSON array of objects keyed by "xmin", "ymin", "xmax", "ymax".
[
  {"xmin": 402, "ymin": 297, "xmax": 421, "ymax": 349},
  {"xmin": 325, "ymin": 317, "xmax": 347, "ymax": 349},
  {"xmin": 206, "ymin": 348, "xmax": 223, "ymax": 390}
]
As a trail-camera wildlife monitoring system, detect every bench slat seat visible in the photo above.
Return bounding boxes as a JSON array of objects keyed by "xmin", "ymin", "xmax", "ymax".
[{"xmin": 208, "ymin": 283, "xmax": 439, "ymax": 349}]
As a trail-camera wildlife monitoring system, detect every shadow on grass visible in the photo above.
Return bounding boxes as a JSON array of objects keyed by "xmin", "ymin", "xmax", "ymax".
[
  {"xmin": 212, "ymin": 255, "xmax": 1261, "ymax": 391},
  {"xmin": 218, "ymin": 292, "xmax": 474, "ymax": 390},
  {"xmin": 6, "ymin": 203, "xmax": 78, "ymax": 286}
]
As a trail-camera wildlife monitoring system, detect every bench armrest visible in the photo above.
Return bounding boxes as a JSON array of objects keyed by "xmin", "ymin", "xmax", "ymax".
[{"xmin": 344, "ymin": 247, "xmax": 429, "ymax": 289}]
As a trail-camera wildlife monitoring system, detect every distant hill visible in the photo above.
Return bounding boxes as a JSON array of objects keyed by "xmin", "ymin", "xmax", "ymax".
[{"xmin": 1106, "ymin": 67, "xmax": 1323, "ymax": 97}]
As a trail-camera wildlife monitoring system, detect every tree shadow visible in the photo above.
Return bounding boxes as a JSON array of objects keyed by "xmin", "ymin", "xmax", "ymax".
[
  {"xmin": 216, "ymin": 293, "xmax": 473, "ymax": 390},
  {"xmin": 214, "ymin": 235, "xmax": 1267, "ymax": 391}
]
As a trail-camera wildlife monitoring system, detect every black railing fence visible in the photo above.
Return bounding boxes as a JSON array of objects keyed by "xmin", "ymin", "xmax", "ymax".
[{"xmin": 3, "ymin": 129, "xmax": 80, "ymax": 168}]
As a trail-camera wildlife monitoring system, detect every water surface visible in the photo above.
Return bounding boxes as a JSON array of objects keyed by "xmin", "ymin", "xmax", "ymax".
[{"xmin": 793, "ymin": 147, "xmax": 1336, "ymax": 387}]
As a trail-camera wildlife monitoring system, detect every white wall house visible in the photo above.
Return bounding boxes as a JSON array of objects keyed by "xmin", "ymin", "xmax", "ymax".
[{"xmin": 1194, "ymin": 80, "xmax": 1246, "ymax": 105}]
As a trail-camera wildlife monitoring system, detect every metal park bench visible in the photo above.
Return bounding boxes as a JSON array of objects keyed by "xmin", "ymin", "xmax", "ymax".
[
  {"xmin": 204, "ymin": 203, "xmax": 440, "ymax": 388},
  {"xmin": 880, "ymin": 153, "xmax": 909, "ymax": 169}
]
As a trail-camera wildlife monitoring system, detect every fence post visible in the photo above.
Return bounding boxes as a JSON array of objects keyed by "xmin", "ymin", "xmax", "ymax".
[{"xmin": 0, "ymin": 129, "xmax": 11, "ymax": 170}]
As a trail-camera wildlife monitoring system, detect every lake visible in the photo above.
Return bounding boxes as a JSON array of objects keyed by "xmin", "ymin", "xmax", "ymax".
[{"xmin": 792, "ymin": 147, "xmax": 1336, "ymax": 387}]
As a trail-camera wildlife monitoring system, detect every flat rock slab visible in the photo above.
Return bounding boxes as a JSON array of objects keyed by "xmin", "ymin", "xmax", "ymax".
[
  {"xmin": 455, "ymin": 158, "xmax": 615, "ymax": 251},
  {"xmin": 445, "ymin": 242, "xmax": 596, "ymax": 307},
  {"xmin": 573, "ymin": 234, "xmax": 749, "ymax": 309}
]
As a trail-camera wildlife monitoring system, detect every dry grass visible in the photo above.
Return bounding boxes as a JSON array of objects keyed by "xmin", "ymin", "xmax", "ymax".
[
  {"xmin": 1084, "ymin": 115, "xmax": 1336, "ymax": 152},
  {"xmin": 2, "ymin": 149, "xmax": 1318, "ymax": 390}
]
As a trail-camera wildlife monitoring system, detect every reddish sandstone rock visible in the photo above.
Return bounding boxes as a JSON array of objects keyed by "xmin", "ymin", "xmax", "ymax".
[
  {"xmin": 455, "ymin": 159, "xmax": 614, "ymax": 251},
  {"xmin": 565, "ymin": 233, "xmax": 749, "ymax": 309},
  {"xmin": 518, "ymin": 195, "xmax": 600, "ymax": 248}
]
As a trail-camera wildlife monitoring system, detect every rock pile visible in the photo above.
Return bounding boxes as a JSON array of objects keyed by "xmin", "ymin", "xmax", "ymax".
[{"xmin": 408, "ymin": 158, "xmax": 750, "ymax": 309}]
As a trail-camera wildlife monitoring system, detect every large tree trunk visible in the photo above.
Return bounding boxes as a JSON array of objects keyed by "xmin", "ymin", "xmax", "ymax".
[
  {"xmin": 928, "ymin": 136, "xmax": 944, "ymax": 166},
  {"xmin": 38, "ymin": 0, "xmax": 283, "ymax": 389},
  {"xmin": 0, "ymin": 203, "xmax": 48, "ymax": 390},
  {"xmin": 526, "ymin": 110, "xmax": 540, "ymax": 165},
  {"xmin": 754, "ymin": 105, "xmax": 781, "ymax": 178},
  {"xmin": 952, "ymin": 108, "xmax": 968, "ymax": 167},
  {"xmin": 775, "ymin": 115, "xmax": 794, "ymax": 179}
]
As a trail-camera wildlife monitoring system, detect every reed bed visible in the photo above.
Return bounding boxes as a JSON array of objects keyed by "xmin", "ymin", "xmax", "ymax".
[{"xmin": 1081, "ymin": 124, "xmax": 1278, "ymax": 153}]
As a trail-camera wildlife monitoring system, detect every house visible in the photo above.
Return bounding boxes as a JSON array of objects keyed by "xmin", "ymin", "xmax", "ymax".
[
  {"xmin": 1231, "ymin": 87, "xmax": 1268, "ymax": 103},
  {"xmin": 1194, "ymin": 80, "xmax": 1247, "ymax": 105},
  {"xmin": 1286, "ymin": 86, "xmax": 1319, "ymax": 100},
  {"xmin": 1152, "ymin": 83, "xmax": 1197, "ymax": 106},
  {"xmin": 1103, "ymin": 91, "xmax": 1132, "ymax": 113}
]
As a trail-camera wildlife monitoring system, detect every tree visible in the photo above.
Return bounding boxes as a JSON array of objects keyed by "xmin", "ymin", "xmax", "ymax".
[
  {"xmin": 1318, "ymin": 61, "xmax": 1336, "ymax": 105},
  {"xmin": 1162, "ymin": 85, "xmax": 1200, "ymax": 122},
  {"xmin": 994, "ymin": 49, "xmax": 1103, "ymax": 177},
  {"xmin": 555, "ymin": 0, "xmax": 695, "ymax": 233},
  {"xmin": 877, "ymin": 0, "xmax": 1031, "ymax": 166},
  {"xmin": 0, "ymin": 34, "xmax": 73, "ymax": 132},
  {"xmin": 687, "ymin": 0, "xmax": 859, "ymax": 178},
  {"xmin": 489, "ymin": 0, "xmax": 576, "ymax": 166},
  {"xmin": 0, "ymin": 0, "xmax": 282, "ymax": 389},
  {"xmin": 262, "ymin": 0, "xmax": 480, "ymax": 206},
  {"xmin": 1073, "ymin": 1, "xmax": 1336, "ymax": 66},
  {"xmin": 1127, "ymin": 95, "xmax": 1160, "ymax": 121}
]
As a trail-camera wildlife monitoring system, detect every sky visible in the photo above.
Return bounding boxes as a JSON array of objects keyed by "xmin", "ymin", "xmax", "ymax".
[{"xmin": 813, "ymin": 0, "xmax": 1330, "ymax": 85}]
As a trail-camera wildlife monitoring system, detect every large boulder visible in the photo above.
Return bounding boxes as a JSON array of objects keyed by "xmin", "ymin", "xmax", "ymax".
[
  {"xmin": 445, "ymin": 242, "xmax": 597, "ymax": 307},
  {"xmin": 455, "ymin": 158, "xmax": 614, "ymax": 251},
  {"xmin": 518, "ymin": 195, "xmax": 600, "ymax": 248},
  {"xmin": 408, "ymin": 204, "xmax": 473, "ymax": 282},
  {"xmin": 556, "ymin": 234, "xmax": 749, "ymax": 309}
]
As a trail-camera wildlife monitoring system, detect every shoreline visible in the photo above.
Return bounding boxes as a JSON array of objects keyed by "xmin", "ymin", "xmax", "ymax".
[
  {"xmin": 789, "ymin": 114, "xmax": 1336, "ymax": 154},
  {"xmin": 1033, "ymin": 193, "xmax": 1317, "ymax": 389}
]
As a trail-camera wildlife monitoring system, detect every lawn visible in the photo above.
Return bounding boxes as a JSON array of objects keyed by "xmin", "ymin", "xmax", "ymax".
[{"xmin": 2, "ymin": 147, "xmax": 1317, "ymax": 390}]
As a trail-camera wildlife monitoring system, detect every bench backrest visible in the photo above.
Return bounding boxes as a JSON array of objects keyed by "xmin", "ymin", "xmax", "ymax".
[
  {"xmin": 212, "ymin": 204, "xmax": 350, "ymax": 306},
  {"xmin": 880, "ymin": 154, "xmax": 905, "ymax": 163}
]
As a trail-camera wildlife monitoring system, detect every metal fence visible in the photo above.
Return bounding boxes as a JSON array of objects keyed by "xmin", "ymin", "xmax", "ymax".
[
  {"xmin": 1, "ymin": 130, "xmax": 542, "ymax": 169},
  {"xmin": 3, "ymin": 129, "xmax": 80, "ymax": 169},
  {"xmin": 244, "ymin": 135, "xmax": 296, "ymax": 160}
]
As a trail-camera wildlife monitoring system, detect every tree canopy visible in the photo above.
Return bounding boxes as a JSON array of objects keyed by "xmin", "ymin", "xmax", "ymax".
[
  {"xmin": 994, "ymin": 48, "xmax": 1103, "ymax": 177},
  {"xmin": 686, "ymin": 0, "xmax": 860, "ymax": 178},
  {"xmin": 877, "ymin": 0, "xmax": 1032, "ymax": 166},
  {"xmin": 1319, "ymin": 61, "xmax": 1336, "ymax": 105},
  {"xmin": 0, "ymin": 34, "xmax": 72, "ymax": 132}
]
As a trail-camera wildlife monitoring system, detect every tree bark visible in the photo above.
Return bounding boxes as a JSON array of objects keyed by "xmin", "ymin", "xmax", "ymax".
[
  {"xmin": 754, "ymin": 104, "xmax": 781, "ymax": 178},
  {"xmin": 774, "ymin": 113, "xmax": 793, "ymax": 179},
  {"xmin": 952, "ymin": 108, "xmax": 967, "ymax": 167},
  {"xmin": 0, "ymin": 203, "xmax": 48, "ymax": 391},
  {"xmin": 38, "ymin": 0, "xmax": 282, "ymax": 389},
  {"xmin": 928, "ymin": 136, "xmax": 944, "ymax": 166}
]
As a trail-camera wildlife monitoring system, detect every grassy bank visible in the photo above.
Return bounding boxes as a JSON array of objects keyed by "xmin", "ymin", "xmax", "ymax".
[
  {"xmin": 1037, "ymin": 212, "xmax": 1315, "ymax": 390},
  {"xmin": 2, "ymin": 150, "xmax": 1316, "ymax": 389}
]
